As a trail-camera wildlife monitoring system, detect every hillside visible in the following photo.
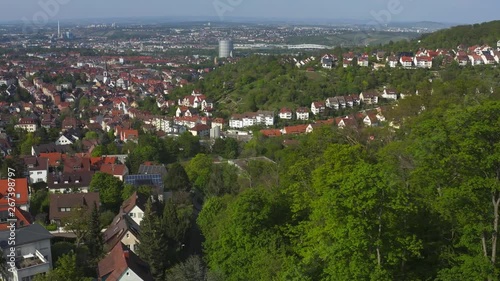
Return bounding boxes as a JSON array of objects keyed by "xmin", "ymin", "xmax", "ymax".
[
  {"xmin": 386, "ymin": 20, "xmax": 500, "ymax": 52},
  {"xmin": 170, "ymin": 55, "xmax": 435, "ymax": 117},
  {"xmin": 419, "ymin": 20, "xmax": 500, "ymax": 48}
]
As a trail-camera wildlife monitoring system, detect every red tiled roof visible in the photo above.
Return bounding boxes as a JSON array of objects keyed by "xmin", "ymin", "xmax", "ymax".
[
  {"xmin": 0, "ymin": 178, "xmax": 29, "ymax": 207},
  {"xmin": 100, "ymin": 164, "xmax": 127, "ymax": 176},
  {"xmin": 283, "ymin": 124, "xmax": 309, "ymax": 135},
  {"xmin": 260, "ymin": 129, "xmax": 282, "ymax": 137},
  {"xmin": 0, "ymin": 206, "xmax": 32, "ymax": 230},
  {"xmin": 98, "ymin": 242, "xmax": 153, "ymax": 281}
]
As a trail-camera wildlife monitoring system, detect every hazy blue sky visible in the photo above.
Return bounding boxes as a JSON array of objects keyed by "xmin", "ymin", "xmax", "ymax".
[{"xmin": 2, "ymin": 0, "xmax": 499, "ymax": 24}]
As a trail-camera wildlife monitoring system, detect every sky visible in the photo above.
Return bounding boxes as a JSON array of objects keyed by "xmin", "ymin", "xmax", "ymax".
[{"xmin": 1, "ymin": 0, "xmax": 499, "ymax": 24}]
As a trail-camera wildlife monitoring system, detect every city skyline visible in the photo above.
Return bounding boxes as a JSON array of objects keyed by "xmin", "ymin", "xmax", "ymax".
[{"xmin": 1, "ymin": 0, "xmax": 499, "ymax": 24}]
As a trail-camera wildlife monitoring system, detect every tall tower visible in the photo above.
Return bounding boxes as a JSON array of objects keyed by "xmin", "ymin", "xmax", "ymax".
[
  {"xmin": 218, "ymin": 39, "xmax": 234, "ymax": 58},
  {"xmin": 57, "ymin": 21, "xmax": 60, "ymax": 38}
]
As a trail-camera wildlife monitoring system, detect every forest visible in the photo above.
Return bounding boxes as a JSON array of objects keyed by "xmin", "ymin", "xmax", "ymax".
[{"xmin": 195, "ymin": 85, "xmax": 500, "ymax": 280}]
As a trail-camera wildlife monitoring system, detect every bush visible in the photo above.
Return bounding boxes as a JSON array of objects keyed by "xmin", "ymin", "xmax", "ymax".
[{"xmin": 45, "ymin": 223, "xmax": 57, "ymax": 231}]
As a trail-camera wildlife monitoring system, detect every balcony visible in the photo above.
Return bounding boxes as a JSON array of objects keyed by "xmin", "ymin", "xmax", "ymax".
[{"xmin": 14, "ymin": 250, "xmax": 50, "ymax": 277}]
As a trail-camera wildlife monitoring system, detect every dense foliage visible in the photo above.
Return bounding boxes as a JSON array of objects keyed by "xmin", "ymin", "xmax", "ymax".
[{"xmin": 195, "ymin": 63, "xmax": 500, "ymax": 280}]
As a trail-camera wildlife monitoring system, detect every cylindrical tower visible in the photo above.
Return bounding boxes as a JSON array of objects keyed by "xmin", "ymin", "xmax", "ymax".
[{"xmin": 218, "ymin": 39, "xmax": 234, "ymax": 58}]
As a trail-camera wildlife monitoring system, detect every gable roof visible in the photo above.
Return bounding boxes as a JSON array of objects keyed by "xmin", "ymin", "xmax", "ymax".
[
  {"xmin": 32, "ymin": 144, "xmax": 71, "ymax": 156},
  {"xmin": 0, "ymin": 223, "xmax": 52, "ymax": 249},
  {"xmin": 137, "ymin": 164, "xmax": 168, "ymax": 177},
  {"xmin": 49, "ymin": 192, "xmax": 100, "ymax": 221},
  {"xmin": 0, "ymin": 206, "xmax": 33, "ymax": 230},
  {"xmin": 103, "ymin": 214, "xmax": 140, "ymax": 251},
  {"xmin": 98, "ymin": 242, "xmax": 153, "ymax": 281},
  {"xmin": 120, "ymin": 192, "xmax": 148, "ymax": 214},
  {"xmin": 0, "ymin": 178, "xmax": 29, "ymax": 206},
  {"xmin": 100, "ymin": 163, "xmax": 128, "ymax": 176}
]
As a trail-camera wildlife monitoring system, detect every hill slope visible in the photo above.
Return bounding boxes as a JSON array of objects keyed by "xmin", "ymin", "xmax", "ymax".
[{"xmin": 417, "ymin": 20, "xmax": 500, "ymax": 49}]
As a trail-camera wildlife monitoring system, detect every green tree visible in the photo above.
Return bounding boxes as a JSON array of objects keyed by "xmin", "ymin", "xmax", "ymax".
[
  {"xmin": 20, "ymin": 132, "xmax": 41, "ymax": 156},
  {"xmin": 34, "ymin": 252, "xmax": 92, "ymax": 281},
  {"xmin": 62, "ymin": 205, "xmax": 89, "ymax": 247},
  {"xmin": 162, "ymin": 192, "xmax": 193, "ymax": 262},
  {"xmin": 164, "ymin": 163, "xmax": 191, "ymax": 192},
  {"xmin": 297, "ymin": 144, "xmax": 421, "ymax": 280},
  {"xmin": 197, "ymin": 188, "xmax": 290, "ymax": 280},
  {"xmin": 185, "ymin": 154, "xmax": 213, "ymax": 192},
  {"xmin": 177, "ymin": 132, "xmax": 201, "ymax": 159},
  {"xmin": 205, "ymin": 163, "xmax": 239, "ymax": 197},
  {"xmin": 137, "ymin": 199, "xmax": 167, "ymax": 281},
  {"xmin": 410, "ymin": 101, "xmax": 500, "ymax": 280},
  {"xmin": 89, "ymin": 172, "xmax": 123, "ymax": 212},
  {"xmin": 106, "ymin": 142, "xmax": 119, "ymax": 155},
  {"xmin": 165, "ymin": 256, "xmax": 208, "ymax": 281},
  {"xmin": 85, "ymin": 202, "xmax": 103, "ymax": 268},
  {"xmin": 91, "ymin": 145, "xmax": 107, "ymax": 157},
  {"xmin": 84, "ymin": 131, "xmax": 99, "ymax": 140}
]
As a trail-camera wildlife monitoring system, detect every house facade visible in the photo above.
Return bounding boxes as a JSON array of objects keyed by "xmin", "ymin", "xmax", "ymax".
[{"xmin": 0, "ymin": 224, "xmax": 53, "ymax": 281}]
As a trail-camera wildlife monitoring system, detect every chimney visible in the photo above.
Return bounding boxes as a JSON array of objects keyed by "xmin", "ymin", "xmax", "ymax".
[{"xmin": 123, "ymin": 250, "xmax": 129, "ymax": 259}]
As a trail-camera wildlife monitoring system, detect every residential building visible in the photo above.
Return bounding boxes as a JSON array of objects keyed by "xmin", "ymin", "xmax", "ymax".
[
  {"xmin": 24, "ymin": 157, "xmax": 49, "ymax": 184},
  {"xmin": 100, "ymin": 164, "xmax": 129, "ymax": 181},
  {"xmin": 189, "ymin": 124, "xmax": 210, "ymax": 137},
  {"xmin": 296, "ymin": 107, "xmax": 309, "ymax": 120},
  {"xmin": 55, "ymin": 132, "xmax": 79, "ymax": 145},
  {"xmin": 278, "ymin": 108, "xmax": 293, "ymax": 120},
  {"xmin": 282, "ymin": 124, "xmax": 308, "ymax": 135},
  {"xmin": 120, "ymin": 130, "xmax": 139, "ymax": 143},
  {"xmin": 311, "ymin": 102, "xmax": 325, "ymax": 115},
  {"xmin": 15, "ymin": 118, "xmax": 38, "ymax": 133},
  {"xmin": 0, "ymin": 206, "xmax": 33, "ymax": 231},
  {"xmin": 211, "ymin": 118, "xmax": 225, "ymax": 129},
  {"xmin": 0, "ymin": 224, "xmax": 53, "ymax": 281},
  {"xmin": 49, "ymin": 192, "xmax": 100, "ymax": 225},
  {"xmin": 387, "ymin": 56, "xmax": 399, "ymax": 68},
  {"xmin": 98, "ymin": 242, "xmax": 153, "ymax": 281},
  {"xmin": 414, "ymin": 56, "xmax": 433, "ymax": 68},
  {"xmin": 47, "ymin": 171, "xmax": 94, "ymax": 193},
  {"xmin": 229, "ymin": 111, "xmax": 274, "ymax": 129},
  {"xmin": 103, "ymin": 214, "xmax": 141, "ymax": 254},
  {"xmin": 400, "ymin": 56, "xmax": 413, "ymax": 68},
  {"xmin": 381, "ymin": 88, "xmax": 399, "ymax": 100},
  {"xmin": 359, "ymin": 91, "xmax": 379, "ymax": 105},
  {"xmin": 138, "ymin": 163, "xmax": 168, "ymax": 178},
  {"xmin": 124, "ymin": 174, "xmax": 164, "ymax": 201},
  {"xmin": 0, "ymin": 178, "xmax": 29, "ymax": 211},
  {"xmin": 120, "ymin": 192, "xmax": 148, "ymax": 226}
]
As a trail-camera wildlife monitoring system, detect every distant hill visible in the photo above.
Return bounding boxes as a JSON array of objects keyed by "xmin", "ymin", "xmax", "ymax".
[{"xmin": 417, "ymin": 20, "xmax": 500, "ymax": 49}]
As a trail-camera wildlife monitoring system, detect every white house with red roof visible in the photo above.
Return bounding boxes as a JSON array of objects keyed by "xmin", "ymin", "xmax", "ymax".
[
  {"xmin": 414, "ymin": 56, "xmax": 433, "ymax": 68},
  {"xmin": 311, "ymin": 102, "xmax": 325, "ymax": 115},
  {"xmin": 296, "ymin": 107, "xmax": 309, "ymax": 120},
  {"xmin": 279, "ymin": 108, "xmax": 293, "ymax": 120},
  {"xmin": 400, "ymin": 56, "xmax": 413, "ymax": 68},
  {"xmin": 469, "ymin": 54, "xmax": 484, "ymax": 66},
  {"xmin": 212, "ymin": 118, "xmax": 225, "ymax": 129},
  {"xmin": 15, "ymin": 118, "xmax": 38, "ymax": 132},
  {"xmin": 0, "ymin": 178, "xmax": 30, "ymax": 211},
  {"xmin": 189, "ymin": 124, "xmax": 211, "ymax": 137}
]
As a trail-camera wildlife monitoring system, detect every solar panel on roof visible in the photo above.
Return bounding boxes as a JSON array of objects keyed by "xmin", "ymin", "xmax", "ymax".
[{"xmin": 124, "ymin": 174, "xmax": 164, "ymax": 189}]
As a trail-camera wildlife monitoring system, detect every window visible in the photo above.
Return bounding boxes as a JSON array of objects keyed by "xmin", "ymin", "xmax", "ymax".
[
  {"xmin": 126, "ymin": 233, "xmax": 130, "ymax": 238},
  {"xmin": 129, "ymin": 213, "xmax": 135, "ymax": 218},
  {"xmin": 138, "ymin": 213, "xmax": 143, "ymax": 218},
  {"xmin": 37, "ymin": 172, "xmax": 42, "ymax": 175}
]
